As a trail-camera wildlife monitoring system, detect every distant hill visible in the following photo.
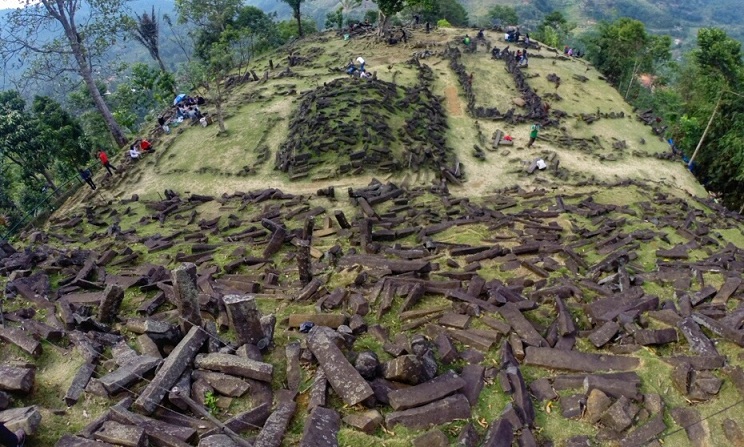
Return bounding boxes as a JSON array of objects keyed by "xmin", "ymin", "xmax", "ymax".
[{"xmin": 0, "ymin": 0, "xmax": 184, "ymax": 95}]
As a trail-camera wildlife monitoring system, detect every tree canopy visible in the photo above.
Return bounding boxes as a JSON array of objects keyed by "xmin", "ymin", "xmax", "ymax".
[
  {"xmin": 488, "ymin": 5, "xmax": 518, "ymax": 26},
  {"xmin": 0, "ymin": 0, "xmax": 131, "ymax": 147}
]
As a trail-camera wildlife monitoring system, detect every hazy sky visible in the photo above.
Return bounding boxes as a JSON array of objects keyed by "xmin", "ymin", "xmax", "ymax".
[{"xmin": 0, "ymin": 0, "xmax": 23, "ymax": 9}]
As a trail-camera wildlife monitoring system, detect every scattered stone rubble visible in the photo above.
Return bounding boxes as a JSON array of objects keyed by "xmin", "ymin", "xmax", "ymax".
[{"xmin": 2, "ymin": 178, "xmax": 744, "ymax": 445}]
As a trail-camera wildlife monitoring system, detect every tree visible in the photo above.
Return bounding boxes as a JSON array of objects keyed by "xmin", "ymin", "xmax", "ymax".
[
  {"xmin": 435, "ymin": 0, "xmax": 468, "ymax": 27},
  {"xmin": 338, "ymin": 0, "xmax": 363, "ymax": 16},
  {"xmin": 234, "ymin": 6, "xmax": 280, "ymax": 54},
  {"xmin": 535, "ymin": 11, "xmax": 575, "ymax": 48},
  {"xmin": 669, "ymin": 29, "xmax": 744, "ymax": 208},
  {"xmin": 374, "ymin": 0, "xmax": 406, "ymax": 33},
  {"xmin": 695, "ymin": 28, "xmax": 742, "ymax": 86},
  {"xmin": 32, "ymin": 96, "xmax": 92, "ymax": 175},
  {"xmin": 277, "ymin": 19, "xmax": 317, "ymax": 43},
  {"xmin": 583, "ymin": 18, "xmax": 670, "ymax": 86},
  {"xmin": 176, "ymin": 0, "xmax": 243, "ymax": 60},
  {"xmin": 326, "ymin": 8, "xmax": 344, "ymax": 30},
  {"xmin": 128, "ymin": 6, "xmax": 169, "ymax": 73},
  {"xmin": 0, "ymin": 0, "xmax": 130, "ymax": 147},
  {"xmin": 488, "ymin": 5, "xmax": 518, "ymax": 26},
  {"xmin": 0, "ymin": 94, "xmax": 58, "ymax": 195},
  {"xmin": 279, "ymin": 0, "xmax": 307, "ymax": 38}
]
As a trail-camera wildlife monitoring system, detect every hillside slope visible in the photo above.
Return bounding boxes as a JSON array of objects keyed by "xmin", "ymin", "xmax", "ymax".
[
  {"xmin": 69, "ymin": 27, "xmax": 702, "ymax": 208},
  {"xmin": 3, "ymin": 28, "xmax": 743, "ymax": 447}
]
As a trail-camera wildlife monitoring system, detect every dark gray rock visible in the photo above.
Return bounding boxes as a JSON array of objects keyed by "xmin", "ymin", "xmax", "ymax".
[
  {"xmin": 388, "ymin": 370, "xmax": 466, "ymax": 411},
  {"xmin": 385, "ymin": 393, "xmax": 471, "ymax": 429},
  {"xmin": 354, "ymin": 351, "xmax": 380, "ymax": 380},
  {"xmin": 307, "ymin": 327, "xmax": 373, "ymax": 406},
  {"xmin": 300, "ymin": 406, "xmax": 340, "ymax": 447},
  {"xmin": 382, "ymin": 354, "xmax": 425, "ymax": 385}
]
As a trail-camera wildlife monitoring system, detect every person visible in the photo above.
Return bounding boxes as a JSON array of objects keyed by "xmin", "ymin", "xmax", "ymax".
[
  {"xmin": 158, "ymin": 115, "xmax": 170, "ymax": 134},
  {"xmin": 400, "ymin": 27, "xmax": 407, "ymax": 43},
  {"xmin": 425, "ymin": 21, "xmax": 430, "ymax": 33},
  {"xmin": 467, "ymin": 72, "xmax": 474, "ymax": 87},
  {"xmin": 463, "ymin": 34, "xmax": 471, "ymax": 46},
  {"xmin": 346, "ymin": 61, "xmax": 357, "ymax": 75},
  {"xmin": 359, "ymin": 70, "xmax": 371, "ymax": 79},
  {"xmin": 356, "ymin": 56, "xmax": 365, "ymax": 72},
  {"xmin": 516, "ymin": 50, "xmax": 522, "ymax": 62},
  {"xmin": 564, "ymin": 45, "xmax": 569, "ymax": 55},
  {"xmin": 568, "ymin": 47, "xmax": 574, "ymax": 57},
  {"xmin": 413, "ymin": 14, "xmax": 419, "ymax": 25},
  {"xmin": 79, "ymin": 168, "xmax": 96, "ymax": 190},
  {"xmin": 129, "ymin": 145, "xmax": 141, "ymax": 160},
  {"xmin": 477, "ymin": 29, "xmax": 484, "ymax": 40},
  {"xmin": 524, "ymin": 33, "xmax": 530, "ymax": 45},
  {"xmin": 0, "ymin": 424, "xmax": 25, "ymax": 447},
  {"xmin": 140, "ymin": 139, "xmax": 154, "ymax": 153},
  {"xmin": 528, "ymin": 122, "xmax": 540, "ymax": 147},
  {"xmin": 491, "ymin": 47, "xmax": 500, "ymax": 59},
  {"xmin": 98, "ymin": 150, "xmax": 117, "ymax": 175}
]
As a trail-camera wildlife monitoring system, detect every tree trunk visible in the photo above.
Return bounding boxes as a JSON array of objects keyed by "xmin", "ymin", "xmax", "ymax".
[
  {"xmin": 54, "ymin": 4, "xmax": 128, "ymax": 147},
  {"xmin": 215, "ymin": 86, "xmax": 226, "ymax": 133},
  {"xmin": 156, "ymin": 54, "xmax": 168, "ymax": 73},
  {"xmin": 378, "ymin": 12, "xmax": 388, "ymax": 36},
  {"xmin": 295, "ymin": 9, "xmax": 303, "ymax": 37},
  {"xmin": 40, "ymin": 169, "xmax": 60, "ymax": 197}
]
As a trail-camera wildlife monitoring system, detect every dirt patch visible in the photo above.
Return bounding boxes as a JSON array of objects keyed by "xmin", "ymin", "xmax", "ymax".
[{"xmin": 444, "ymin": 85, "xmax": 463, "ymax": 116}]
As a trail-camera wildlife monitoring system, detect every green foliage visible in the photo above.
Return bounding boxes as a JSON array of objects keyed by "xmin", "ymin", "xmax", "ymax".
[
  {"xmin": 534, "ymin": 11, "xmax": 575, "ymax": 49},
  {"xmin": 417, "ymin": 0, "xmax": 466, "ymax": 27},
  {"xmin": 374, "ymin": 0, "xmax": 406, "ymax": 29},
  {"xmin": 488, "ymin": 5, "xmax": 518, "ymax": 26},
  {"xmin": 204, "ymin": 391, "xmax": 219, "ymax": 415},
  {"xmin": 0, "ymin": 162, "xmax": 22, "ymax": 233},
  {"xmin": 0, "ymin": 0, "xmax": 131, "ymax": 146},
  {"xmin": 437, "ymin": 18, "xmax": 451, "ymax": 28},
  {"xmin": 326, "ymin": 8, "xmax": 344, "ymax": 30},
  {"xmin": 276, "ymin": 19, "xmax": 318, "ymax": 42},
  {"xmin": 279, "ymin": 0, "xmax": 307, "ymax": 37},
  {"xmin": 582, "ymin": 18, "xmax": 670, "ymax": 85},
  {"xmin": 695, "ymin": 28, "xmax": 743, "ymax": 85},
  {"xmin": 235, "ymin": 6, "xmax": 281, "ymax": 53},
  {"xmin": 32, "ymin": 97, "xmax": 91, "ymax": 175},
  {"xmin": 364, "ymin": 10, "xmax": 379, "ymax": 24},
  {"xmin": 435, "ymin": 0, "xmax": 468, "ymax": 27}
]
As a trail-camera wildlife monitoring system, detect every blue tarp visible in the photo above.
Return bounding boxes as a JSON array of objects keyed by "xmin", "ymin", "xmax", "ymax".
[{"xmin": 173, "ymin": 94, "xmax": 187, "ymax": 105}]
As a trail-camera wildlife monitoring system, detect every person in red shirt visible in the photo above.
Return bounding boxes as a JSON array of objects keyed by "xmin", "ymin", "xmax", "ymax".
[
  {"xmin": 98, "ymin": 150, "xmax": 117, "ymax": 175},
  {"xmin": 139, "ymin": 139, "xmax": 154, "ymax": 153}
]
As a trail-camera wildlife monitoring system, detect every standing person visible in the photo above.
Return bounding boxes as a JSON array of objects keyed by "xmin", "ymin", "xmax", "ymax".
[
  {"xmin": 79, "ymin": 168, "xmax": 96, "ymax": 190},
  {"xmin": 158, "ymin": 115, "xmax": 170, "ymax": 134},
  {"xmin": 98, "ymin": 150, "xmax": 117, "ymax": 175},
  {"xmin": 425, "ymin": 21, "xmax": 430, "ymax": 33},
  {"xmin": 528, "ymin": 122, "xmax": 540, "ymax": 147},
  {"xmin": 0, "ymin": 424, "xmax": 25, "ymax": 447}
]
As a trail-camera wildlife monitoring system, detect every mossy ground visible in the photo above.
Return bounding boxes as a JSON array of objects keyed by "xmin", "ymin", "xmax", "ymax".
[{"xmin": 8, "ymin": 27, "xmax": 740, "ymax": 447}]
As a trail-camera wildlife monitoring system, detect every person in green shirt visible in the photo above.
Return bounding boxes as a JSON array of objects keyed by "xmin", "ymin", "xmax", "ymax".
[
  {"xmin": 528, "ymin": 123, "xmax": 540, "ymax": 147},
  {"xmin": 463, "ymin": 35, "xmax": 471, "ymax": 46}
]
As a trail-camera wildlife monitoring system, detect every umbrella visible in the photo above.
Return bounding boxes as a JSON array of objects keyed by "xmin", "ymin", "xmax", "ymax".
[{"xmin": 173, "ymin": 94, "xmax": 187, "ymax": 106}]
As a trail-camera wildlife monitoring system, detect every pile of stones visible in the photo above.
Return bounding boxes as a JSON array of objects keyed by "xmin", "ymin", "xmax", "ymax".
[{"xmin": 1, "ymin": 177, "xmax": 744, "ymax": 446}]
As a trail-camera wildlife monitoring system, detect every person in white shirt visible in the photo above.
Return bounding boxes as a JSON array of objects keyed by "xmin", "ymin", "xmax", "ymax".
[{"xmin": 129, "ymin": 147, "xmax": 140, "ymax": 159}]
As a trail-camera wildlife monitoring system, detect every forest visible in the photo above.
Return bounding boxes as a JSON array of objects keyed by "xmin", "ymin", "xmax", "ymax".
[{"xmin": 0, "ymin": 0, "xmax": 742, "ymax": 235}]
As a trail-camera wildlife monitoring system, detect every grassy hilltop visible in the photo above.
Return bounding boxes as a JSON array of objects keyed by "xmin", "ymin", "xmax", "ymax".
[
  {"xmin": 65, "ymin": 26, "xmax": 701, "ymax": 205},
  {"xmin": 4, "ymin": 27, "xmax": 744, "ymax": 447}
]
